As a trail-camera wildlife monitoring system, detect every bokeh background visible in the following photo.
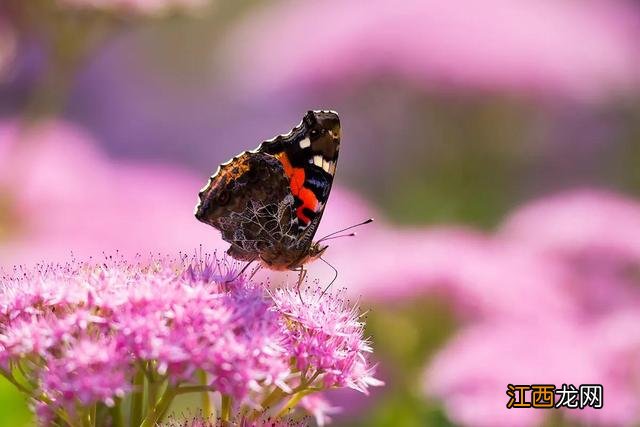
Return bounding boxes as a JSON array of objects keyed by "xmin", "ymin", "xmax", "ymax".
[{"xmin": 2, "ymin": 0, "xmax": 640, "ymax": 425}]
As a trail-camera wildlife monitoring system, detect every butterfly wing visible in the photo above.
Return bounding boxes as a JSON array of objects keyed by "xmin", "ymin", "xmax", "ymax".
[
  {"xmin": 257, "ymin": 110, "xmax": 340, "ymax": 238},
  {"xmin": 195, "ymin": 151, "xmax": 295, "ymax": 262},
  {"xmin": 195, "ymin": 110, "xmax": 340, "ymax": 269}
]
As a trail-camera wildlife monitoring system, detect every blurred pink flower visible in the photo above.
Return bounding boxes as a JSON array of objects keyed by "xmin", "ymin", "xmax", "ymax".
[
  {"xmin": 500, "ymin": 189, "xmax": 640, "ymax": 316},
  {"xmin": 0, "ymin": 119, "xmax": 223, "ymax": 266},
  {"xmin": 426, "ymin": 311, "xmax": 640, "ymax": 426},
  {"xmin": 501, "ymin": 189, "xmax": 640, "ymax": 258},
  {"xmin": 425, "ymin": 320, "xmax": 603, "ymax": 427},
  {"xmin": 424, "ymin": 189, "xmax": 640, "ymax": 426},
  {"xmin": 300, "ymin": 394, "xmax": 340, "ymax": 427},
  {"xmin": 312, "ymin": 222, "xmax": 574, "ymax": 321},
  {"xmin": 56, "ymin": 0, "xmax": 208, "ymax": 15},
  {"xmin": 225, "ymin": 0, "xmax": 640, "ymax": 101}
]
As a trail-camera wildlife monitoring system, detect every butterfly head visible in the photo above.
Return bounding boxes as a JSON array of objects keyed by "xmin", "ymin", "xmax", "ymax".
[
  {"xmin": 303, "ymin": 110, "xmax": 341, "ymax": 147},
  {"xmin": 308, "ymin": 241, "xmax": 329, "ymax": 260}
]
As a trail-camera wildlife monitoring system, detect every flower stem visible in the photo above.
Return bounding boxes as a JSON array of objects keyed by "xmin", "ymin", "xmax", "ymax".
[
  {"xmin": 140, "ymin": 386, "xmax": 177, "ymax": 427},
  {"xmin": 147, "ymin": 379, "xmax": 158, "ymax": 412},
  {"xmin": 221, "ymin": 394, "xmax": 232, "ymax": 422},
  {"xmin": 260, "ymin": 387, "xmax": 285, "ymax": 413},
  {"xmin": 130, "ymin": 369, "xmax": 145, "ymax": 426},
  {"xmin": 276, "ymin": 389, "xmax": 314, "ymax": 419},
  {"xmin": 90, "ymin": 404, "xmax": 96, "ymax": 426},
  {"xmin": 198, "ymin": 370, "xmax": 213, "ymax": 419},
  {"xmin": 109, "ymin": 402, "xmax": 124, "ymax": 427},
  {"xmin": 175, "ymin": 385, "xmax": 211, "ymax": 395},
  {"xmin": 82, "ymin": 410, "xmax": 91, "ymax": 427}
]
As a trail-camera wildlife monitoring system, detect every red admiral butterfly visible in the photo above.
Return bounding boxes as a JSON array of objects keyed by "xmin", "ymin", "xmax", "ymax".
[{"xmin": 195, "ymin": 110, "xmax": 345, "ymax": 279}]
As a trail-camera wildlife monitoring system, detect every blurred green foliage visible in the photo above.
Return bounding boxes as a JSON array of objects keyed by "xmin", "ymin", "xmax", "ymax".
[
  {"xmin": 334, "ymin": 298, "xmax": 458, "ymax": 427},
  {"xmin": 0, "ymin": 377, "xmax": 34, "ymax": 426}
]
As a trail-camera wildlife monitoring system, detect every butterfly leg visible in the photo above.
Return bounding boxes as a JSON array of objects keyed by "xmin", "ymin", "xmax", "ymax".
[
  {"xmin": 226, "ymin": 257, "xmax": 258, "ymax": 284},
  {"xmin": 295, "ymin": 266, "xmax": 307, "ymax": 305},
  {"xmin": 318, "ymin": 256, "xmax": 338, "ymax": 302},
  {"xmin": 248, "ymin": 263, "xmax": 262, "ymax": 281}
]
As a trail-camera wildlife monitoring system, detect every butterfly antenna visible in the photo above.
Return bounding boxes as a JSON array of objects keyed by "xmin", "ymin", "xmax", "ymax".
[
  {"xmin": 317, "ymin": 218, "xmax": 373, "ymax": 243},
  {"xmin": 318, "ymin": 256, "xmax": 338, "ymax": 301},
  {"xmin": 319, "ymin": 232, "xmax": 357, "ymax": 242}
]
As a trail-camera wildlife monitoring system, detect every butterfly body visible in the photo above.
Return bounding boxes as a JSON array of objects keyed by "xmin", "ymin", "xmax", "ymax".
[{"xmin": 195, "ymin": 110, "xmax": 340, "ymax": 271}]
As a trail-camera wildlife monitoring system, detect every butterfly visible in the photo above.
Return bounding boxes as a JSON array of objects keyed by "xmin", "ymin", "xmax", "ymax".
[{"xmin": 195, "ymin": 110, "xmax": 346, "ymax": 283}]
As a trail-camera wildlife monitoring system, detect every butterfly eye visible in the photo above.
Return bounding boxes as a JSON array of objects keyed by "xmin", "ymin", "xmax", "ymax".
[
  {"xmin": 309, "ymin": 129, "xmax": 319, "ymax": 138},
  {"xmin": 218, "ymin": 190, "xmax": 230, "ymax": 206}
]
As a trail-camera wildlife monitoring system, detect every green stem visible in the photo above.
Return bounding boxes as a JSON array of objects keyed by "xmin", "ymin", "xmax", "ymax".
[
  {"xmin": 109, "ymin": 402, "xmax": 124, "ymax": 427},
  {"xmin": 50, "ymin": 409, "xmax": 74, "ymax": 427},
  {"xmin": 90, "ymin": 404, "xmax": 96, "ymax": 427},
  {"xmin": 174, "ymin": 385, "xmax": 211, "ymax": 395},
  {"xmin": 198, "ymin": 370, "xmax": 213, "ymax": 419},
  {"xmin": 130, "ymin": 369, "xmax": 145, "ymax": 427},
  {"xmin": 140, "ymin": 386, "xmax": 177, "ymax": 427},
  {"xmin": 221, "ymin": 395, "xmax": 232, "ymax": 422},
  {"xmin": 147, "ymin": 380, "xmax": 158, "ymax": 412},
  {"xmin": 260, "ymin": 387, "xmax": 285, "ymax": 411},
  {"xmin": 81, "ymin": 410, "xmax": 91, "ymax": 427},
  {"xmin": 276, "ymin": 389, "xmax": 314, "ymax": 419},
  {"xmin": 249, "ymin": 370, "xmax": 322, "ymax": 420}
]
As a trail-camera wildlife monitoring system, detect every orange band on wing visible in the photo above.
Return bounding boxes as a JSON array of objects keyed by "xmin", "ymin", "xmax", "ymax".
[
  {"xmin": 277, "ymin": 152, "xmax": 294, "ymax": 176},
  {"xmin": 277, "ymin": 153, "xmax": 318, "ymax": 224},
  {"xmin": 296, "ymin": 187, "xmax": 318, "ymax": 223}
]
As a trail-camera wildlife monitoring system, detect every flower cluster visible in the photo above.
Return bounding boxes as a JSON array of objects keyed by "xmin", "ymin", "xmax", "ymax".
[
  {"xmin": 0, "ymin": 253, "xmax": 381, "ymax": 426},
  {"xmin": 272, "ymin": 288, "xmax": 381, "ymax": 394},
  {"xmin": 422, "ymin": 190, "xmax": 640, "ymax": 426}
]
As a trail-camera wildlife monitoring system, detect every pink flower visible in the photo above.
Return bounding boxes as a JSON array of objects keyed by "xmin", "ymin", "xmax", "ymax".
[
  {"xmin": 424, "ymin": 189, "xmax": 640, "ymax": 426},
  {"xmin": 272, "ymin": 287, "xmax": 383, "ymax": 394},
  {"xmin": 0, "ymin": 119, "xmax": 224, "ymax": 266},
  {"xmin": 500, "ymin": 189, "xmax": 640, "ymax": 316},
  {"xmin": 224, "ymin": 0, "xmax": 640, "ymax": 101},
  {"xmin": 501, "ymin": 189, "xmax": 640, "ymax": 258},
  {"xmin": 573, "ymin": 309, "xmax": 640, "ymax": 426},
  {"xmin": 0, "ymin": 252, "xmax": 381, "ymax": 424},
  {"xmin": 426, "ymin": 312, "xmax": 640, "ymax": 426},
  {"xmin": 300, "ymin": 394, "xmax": 340, "ymax": 427},
  {"xmin": 424, "ymin": 320, "xmax": 600, "ymax": 427},
  {"xmin": 41, "ymin": 337, "xmax": 130, "ymax": 410},
  {"xmin": 311, "ymin": 223, "xmax": 574, "ymax": 322}
]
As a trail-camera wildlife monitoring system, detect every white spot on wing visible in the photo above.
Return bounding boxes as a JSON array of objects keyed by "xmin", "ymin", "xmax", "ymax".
[
  {"xmin": 322, "ymin": 159, "xmax": 332, "ymax": 174},
  {"xmin": 329, "ymin": 162, "xmax": 336, "ymax": 175},
  {"xmin": 313, "ymin": 155, "xmax": 323, "ymax": 167},
  {"xmin": 299, "ymin": 138, "xmax": 311, "ymax": 149}
]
